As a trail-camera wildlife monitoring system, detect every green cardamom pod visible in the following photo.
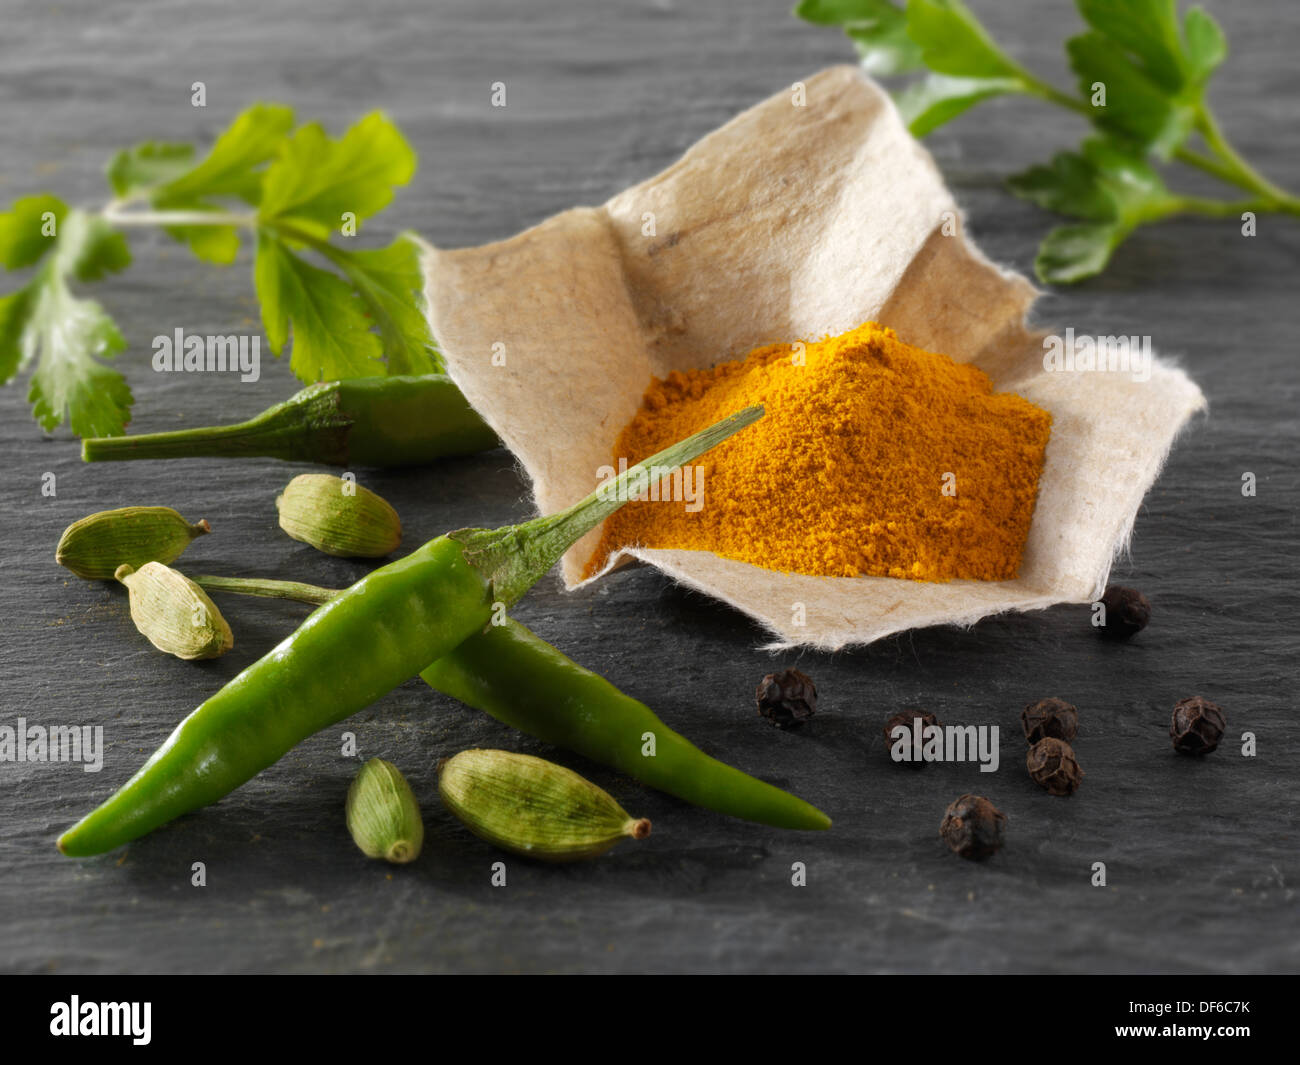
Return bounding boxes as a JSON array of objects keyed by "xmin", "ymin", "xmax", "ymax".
[
  {"xmin": 438, "ymin": 749, "xmax": 652, "ymax": 862},
  {"xmin": 55, "ymin": 506, "xmax": 211, "ymax": 580},
  {"xmin": 114, "ymin": 562, "xmax": 234, "ymax": 660},
  {"xmin": 346, "ymin": 758, "xmax": 424, "ymax": 864},
  {"xmin": 275, "ymin": 474, "xmax": 402, "ymax": 558}
]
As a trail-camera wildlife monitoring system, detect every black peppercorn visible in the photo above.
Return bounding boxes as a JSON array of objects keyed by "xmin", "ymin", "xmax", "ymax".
[
  {"xmin": 755, "ymin": 669, "xmax": 817, "ymax": 729},
  {"xmin": 1021, "ymin": 697, "xmax": 1079, "ymax": 744},
  {"xmin": 940, "ymin": 794, "xmax": 1006, "ymax": 861},
  {"xmin": 1027, "ymin": 737, "xmax": 1084, "ymax": 795},
  {"xmin": 1097, "ymin": 585, "xmax": 1151, "ymax": 640},
  {"xmin": 883, "ymin": 709, "xmax": 940, "ymax": 767},
  {"xmin": 1170, "ymin": 696, "xmax": 1226, "ymax": 755}
]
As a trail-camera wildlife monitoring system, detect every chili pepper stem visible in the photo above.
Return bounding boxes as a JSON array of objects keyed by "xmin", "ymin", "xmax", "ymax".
[
  {"xmin": 83, "ymin": 421, "xmax": 295, "ymax": 462},
  {"xmin": 81, "ymin": 385, "xmax": 351, "ymax": 463},
  {"xmin": 452, "ymin": 403, "xmax": 763, "ymax": 605},
  {"xmin": 193, "ymin": 575, "xmax": 341, "ymax": 607},
  {"xmin": 81, "ymin": 375, "xmax": 499, "ymax": 467}
]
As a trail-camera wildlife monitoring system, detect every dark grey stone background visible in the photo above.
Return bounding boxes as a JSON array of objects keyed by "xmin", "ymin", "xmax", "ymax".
[{"xmin": 2, "ymin": 0, "xmax": 1296, "ymax": 973}]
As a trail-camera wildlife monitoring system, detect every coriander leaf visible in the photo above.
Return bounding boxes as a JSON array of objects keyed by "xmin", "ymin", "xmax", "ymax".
[
  {"xmin": 0, "ymin": 287, "xmax": 32, "ymax": 381},
  {"xmin": 1007, "ymin": 150, "xmax": 1116, "ymax": 221},
  {"xmin": 163, "ymin": 223, "xmax": 242, "ymax": 266},
  {"xmin": 254, "ymin": 232, "xmax": 385, "ymax": 381},
  {"xmin": 795, "ymin": 0, "xmax": 893, "ymax": 24},
  {"xmin": 896, "ymin": 74, "xmax": 1025, "ymax": 136},
  {"xmin": 133, "ymin": 104, "xmax": 294, "ymax": 265},
  {"xmin": 1078, "ymin": 138, "xmax": 1170, "ymax": 210},
  {"xmin": 904, "ymin": 0, "xmax": 1023, "ymax": 79},
  {"xmin": 1076, "ymin": 0, "xmax": 1186, "ymax": 92},
  {"xmin": 157, "ymin": 103, "xmax": 295, "ymax": 205},
  {"xmin": 316, "ymin": 236, "xmax": 442, "ymax": 376},
  {"xmin": 0, "ymin": 207, "xmax": 134, "ymax": 435},
  {"xmin": 25, "ymin": 278, "xmax": 131, "ymax": 436},
  {"xmin": 0, "ymin": 202, "xmax": 129, "ymax": 282},
  {"xmin": 258, "ymin": 112, "xmax": 417, "ymax": 240},
  {"xmin": 54, "ymin": 210, "xmax": 132, "ymax": 282},
  {"xmin": 0, "ymin": 194, "xmax": 68, "ymax": 270},
  {"xmin": 1011, "ymin": 138, "xmax": 1172, "ymax": 225},
  {"xmin": 1011, "ymin": 139, "xmax": 1175, "ymax": 282},
  {"xmin": 1183, "ymin": 7, "xmax": 1227, "ymax": 82},
  {"xmin": 106, "ymin": 142, "xmax": 195, "ymax": 200},
  {"xmin": 794, "ymin": 0, "xmax": 924, "ymax": 76},
  {"xmin": 1035, "ymin": 222, "xmax": 1124, "ymax": 284},
  {"xmin": 1066, "ymin": 31, "xmax": 1195, "ymax": 157},
  {"xmin": 1069, "ymin": 2, "xmax": 1228, "ymax": 158}
]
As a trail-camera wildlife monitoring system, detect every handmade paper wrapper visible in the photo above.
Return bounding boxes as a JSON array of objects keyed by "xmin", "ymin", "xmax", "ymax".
[{"xmin": 422, "ymin": 66, "xmax": 1206, "ymax": 651}]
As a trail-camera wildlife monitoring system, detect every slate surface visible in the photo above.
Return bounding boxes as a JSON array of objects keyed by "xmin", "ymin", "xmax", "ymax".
[{"xmin": 2, "ymin": 0, "xmax": 1296, "ymax": 974}]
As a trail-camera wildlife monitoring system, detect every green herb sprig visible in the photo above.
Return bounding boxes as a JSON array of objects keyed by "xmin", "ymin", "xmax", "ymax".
[
  {"xmin": 796, "ymin": 0, "xmax": 1300, "ymax": 282},
  {"xmin": 0, "ymin": 104, "xmax": 438, "ymax": 438}
]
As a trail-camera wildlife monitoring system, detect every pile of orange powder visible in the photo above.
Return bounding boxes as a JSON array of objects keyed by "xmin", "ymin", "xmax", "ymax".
[{"xmin": 586, "ymin": 322, "xmax": 1052, "ymax": 582}]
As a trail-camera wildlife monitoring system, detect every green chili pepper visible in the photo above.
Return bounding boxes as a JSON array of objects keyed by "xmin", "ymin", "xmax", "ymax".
[
  {"xmin": 421, "ymin": 620, "xmax": 831, "ymax": 831},
  {"xmin": 190, "ymin": 576, "xmax": 831, "ymax": 832},
  {"xmin": 80, "ymin": 374, "xmax": 498, "ymax": 467},
  {"xmin": 57, "ymin": 405, "xmax": 762, "ymax": 857}
]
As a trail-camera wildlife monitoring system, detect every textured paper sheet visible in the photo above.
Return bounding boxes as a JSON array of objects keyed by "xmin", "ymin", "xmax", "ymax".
[{"xmin": 422, "ymin": 66, "xmax": 1206, "ymax": 650}]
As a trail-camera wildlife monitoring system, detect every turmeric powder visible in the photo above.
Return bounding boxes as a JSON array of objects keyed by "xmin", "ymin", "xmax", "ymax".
[{"xmin": 586, "ymin": 322, "xmax": 1052, "ymax": 582}]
